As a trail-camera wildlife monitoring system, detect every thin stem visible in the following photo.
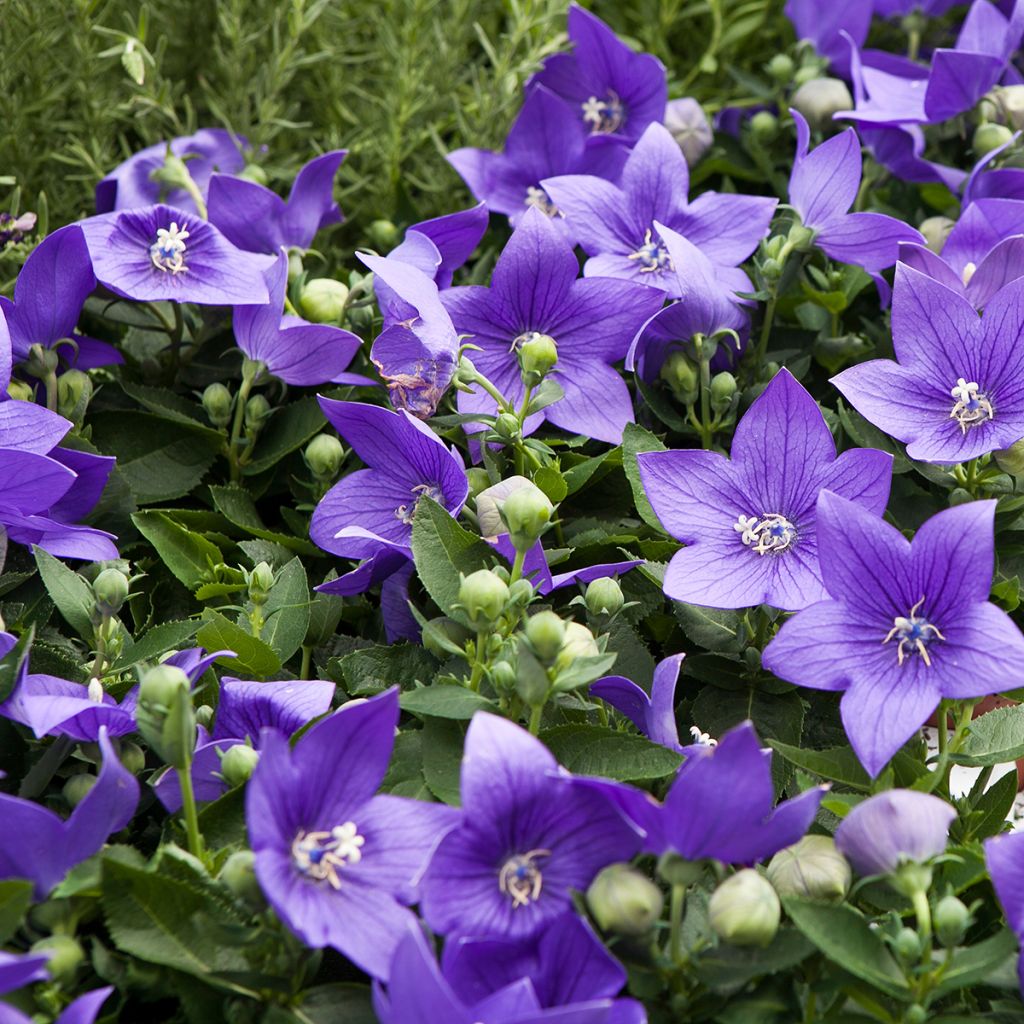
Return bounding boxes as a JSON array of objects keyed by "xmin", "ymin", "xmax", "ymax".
[
  {"xmin": 467, "ymin": 632, "xmax": 488, "ymax": 692},
  {"xmin": 668, "ymin": 883, "xmax": 686, "ymax": 965},
  {"xmin": 299, "ymin": 645, "xmax": 312, "ymax": 681},
  {"xmin": 911, "ymin": 887, "xmax": 932, "ymax": 946},
  {"xmin": 696, "ymin": 337, "xmax": 713, "ymax": 450},
  {"xmin": 754, "ymin": 291, "xmax": 779, "ymax": 369},
  {"xmin": 177, "ymin": 761, "xmax": 205, "ymax": 859},
  {"xmin": 528, "ymin": 703, "xmax": 543, "ymax": 736},
  {"xmin": 228, "ymin": 374, "xmax": 255, "ymax": 484},
  {"xmin": 509, "ymin": 549, "xmax": 527, "ymax": 585}
]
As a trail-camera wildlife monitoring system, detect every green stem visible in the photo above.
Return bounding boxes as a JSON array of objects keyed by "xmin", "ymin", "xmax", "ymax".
[
  {"xmin": 509, "ymin": 549, "xmax": 527, "ymax": 584},
  {"xmin": 696, "ymin": 337, "xmax": 713, "ymax": 450},
  {"xmin": 754, "ymin": 291, "xmax": 779, "ymax": 370},
  {"xmin": 964, "ymin": 457, "xmax": 979, "ymax": 497},
  {"xmin": 44, "ymin": 370, "xmax": 59, "ymax": 413},
  {"xmin": 167, "ymin": 302, "xmax": 185, "ymax": 376},
  {"xmin": 467, "ymin": 631, "xmax": 488, "ymax": 692},
  {"xmin": 299, "ymin": 645, "xmax": 312, "ymax": 681},
  {"xmin": 470, "ymin": 369, "xmax": 514, "ymax": 414},
  {"xmin": 911, "ymin": 887, "xmax": 932, "ymax": 946},
  {"xmin": 668, "ymin": 883, "xmax": 686, "ymax": 965},
  {"xmin": 177, "ymin": 760, "xmax": 204, "ymax": 859},
  {"xmin": 228, "ymin": 374, "xmax": 255, "ymax": 484},
  {"xmin": 528, "ymin": 703, "xmax": 543, "ymax": 736}
]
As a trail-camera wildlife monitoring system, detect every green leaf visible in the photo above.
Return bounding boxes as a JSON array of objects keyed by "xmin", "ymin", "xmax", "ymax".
[
  {"xmin": 400, "ymin": 685, "xmax": 497, "ymax": 719},
  {"xmin": 694, "ymin": 927, "xmax": 814, "ymax": 992},
  {"xmin": 110, "ymin": 619, "xmax": 201, "ymax": 671},
  {"xmin": 693, "ymin": 688, "xmax": 804, "ymax": 749},
  {"xmin": 121, "ymin": 382, "xmax": 222, "ymax": 440},
  {"xmin": 782, "ymin": 896, "xmax": 910, "ymax": 998},
  {"xmin": 243, "ymin": 396, "xmax": 325, "ymax": 476},
  {"xmin": 261, "ymin": 557, "xmax": 310, "ymax": 663},
  {"xmin": 533, "ymin": 465, "xmax": 568, "ymax": 503},
  {"xmin": 132, "ymin": 511, "xmax": 222, "ymax": 590},
  {"xmin": 290, "ymin": 984, "xmax": 377, "ymax": 1024},
  {"xmin": 621, "ymin": 423, "xmax": 667, "ymax": 531},
  {"xmin": 0, "ymin": 879, "xmax": 33, "ymax": 944},
  {"xmin": 767, "ymin": 740, "xmax": 872, "ymax": 791},
  {"xmin": 197, "ymin": 786, "xmax": 247, "ymax": 851},
  {"xmin": 541, "ymin": 724, "xmax": 682, "ymax": 781},
  {"xmin": 421, "ymin": 717, "xmax": 464, "ymax": 805},
  {"xmin": 964, "ymin": 769, "xmax": 1019, "ymax": 841},
  {"xmin": 932, "ymin": 929, "xmax": 1018, "ymax": 998},
  {"xmin": 837, "ymin": 401, "xmax": 912, "ymax": 474},
  {"xmin": 334, "ymin": 644, "xmax": 438, "ymax": 696},
  {"xmin": 674, "ymin": 602, "xmax": 746, "ymax": 653},
  {"xmin": 33, "ymin": 546, "xmax": 94, "ymax": 638},
  {"xmin": 411, "ymin": 497, "xmax": 494, "ymax": 623},
  {"xmin": 951, "ymin": 705, "xmax": 1024, "ymax": 767},
  {"xmin": 209, "ymin": 485, "xmax": 320, "ymax": 555},
  {"xmin": 196, "ymin": 610, "xmax": 281, "ymax": 678}
]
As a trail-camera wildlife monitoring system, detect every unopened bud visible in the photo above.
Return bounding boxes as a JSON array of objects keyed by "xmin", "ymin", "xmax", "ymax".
[
  {"xmin": 791, "ymin": 78, "xmax": 853, "ymax": 130},
  {"xmin": 119, "ymin": 740, "xmax": 147, "ymax": 775},
  {"xmin": 367, "ymin": 219, "xmax": 399, "ymax": 251},
  {"xmin": 137, "ymin": 664, "xmax": 194, "ymax": 768},
  {"xmin": 893, "ymin": 926, "xmax": 922, "ymax": 962},
  {"xmin": 219, "ymin": 849, "xmax": 266, "ymax": 911},
  {"xmin": 304, "ymin": 434, "xmax": 344, "ymax": 479},
  {"xmin": 220, "ymin": 744, "xmax": 260, "ymax": 787},
  {"xmin": 767, "ymin": 835, "xmax": 851, "ymax": 903},
  {"xmin": 905, "ymin": 1006, "xmax": 928, "ymax": 1024},
  {"xmin": 767, "ymin": 54, "xmax": 794, "ymax": 84},
  {"xmin": 500, "ymin": 482, "xmax": 554, "ymax": 551},
  {"xmin": 709, "ymin": 372, "xmax": 738, "ymax": 415},
  {"xmin": 139, "ymin": 664, "xmax": 190, "ymax": 709},
  {"xmin": 249, "ymin": 562, "xmax": 275, "ymax": 604},
  {"xmin": 25, "ymin": 343, "xmax": 59, "ymax": 380},
  {"xmin": 934, "ymin": 893, "xmax": 970, "ymax": 948},
  {"xmin": 708, "ymin": 870, "xmax": 780, "ymax": 947},
  {"xmin": 995, "ymin": 85, "xmax": 1024, "ymax": 131},
  {"xmin": 300, "ymin": 278, "xmax": 349, "ymax": 323},
  {"xmin": 94, "ymin": 567, "xmax": 129, "ymax": 618},
  {"xmin": 587, "ymin": 863, "xmax": 664, "ymax": 936},
  {"xmin": 202, "ymin": 382, "xmax": 233, "ymax": 427},
  {"xmin": 31, "ymin": 935, "xmax": 84, "ymax": 985},
  {"xmin": 490, "ymin": 660, "xmax": 517, "ymax": 691},
  {"xmin": 457, "ymin": 570, "xmax": 509, "ymax": 629},
  {"xmin": 507, "ymin": 578, "xmax": 535, "ymax": 607},
  {"xmin": 585, "ymin": 577, "xmax": 624, "ymax": 617},
  {"xmin": 245, "ymin": 394, "xmax": 272, "ymax": 431},
  {"xmin": 494, "ymin": 412, "xmax": 522, "ymax": 441},
  {"xmin": 63, "ymin": 773, "xmax": 96, "ymax": 808},
  {"xmin": 663, "ymin": 98, "xmax": 713, "ymax": 166},
  {"xmin": 237, "ymin": 163, "xmax": 269, "ymax": 186},
  {"xmin": 918, "ymin": 215, "xmax": 954, "ymax": 254},
  {"xmin": 195, "ymin": 704, "xmax": 215, "ymax": 730},
  {"xmin": 57, "ymin": 369, "xmax": 92, "ymax": 426},
  {"xmin": 749, "ymin": 110, "xmax": 778, "ymax": 143},
  {"xmin": 7, "ymin": 380, "xmax": 33, "ymax": 401},
  {"xmin": 517, "ymin": 332, "xmax": 558, "ymax": 389},
  {"xmin": 555, "ymin": 621, "xmax": 599, "ymax": 672},
  {"xmin": 660, "ymin": 351, "xmax": 700, "ymax": 404},
  {"xmin": 525, "ymin": 610, "xmax": 566, "ymax": 663},
  {"xmin": 974, "ymin": 121, "xmax": 1014, "ymax": 157}
]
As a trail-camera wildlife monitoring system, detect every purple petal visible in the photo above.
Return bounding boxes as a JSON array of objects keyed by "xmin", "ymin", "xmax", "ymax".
[{"xmin": 213, "ymin": 678, "xmax": 336, "ymax": 741}]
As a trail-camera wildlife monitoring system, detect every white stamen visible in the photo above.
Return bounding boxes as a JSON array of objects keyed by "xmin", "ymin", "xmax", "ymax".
[
  {"xmin": 499, "ymin": 848, "xmax": 550, "ymax": 908},
  {"xmin": 581, "ymin": 91, "xmax": 625, "ymax": 134},
  {"xmin": 149, "ymin": 222, "xmax": 190, "ymax": 274},
  {"xmin": 949, "ymin": 377, "xmax": 994, "ymax": 434},
  {"xmin": 292, "ymin": 821, "xmax": 366, "ymax": 889},
  {"xmin": 962, "ymin": 261, "xmax": 977, "ymax": 286},
  {"xmin": 524, "ymin": 185, "xmax": 562, "ymax": 218},
  {"xmin": 881, "ymin": 596, "xmax": 946, "ymax": 667},
  {"xmin": 394, "ymin": 482, "xmax": 445, "ymax": 524},
  {"xmin": 627, "ymin": 228, "xmax": 672, "ymax": 274},
  {"xmin": 734, "ymin": 512, "xmax": 797, "ymax": 554},
  {"xmin": 689, "ymin": 725, "xmax": 718, "ymax": 747}
]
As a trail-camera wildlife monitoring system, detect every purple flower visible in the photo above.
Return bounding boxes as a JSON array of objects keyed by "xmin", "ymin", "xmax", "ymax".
[
  {"xmin": 832, "ymin": 263, "xmax": 1024, "ymax": 462},
  {"xmin": 0, "ymin": 727, "xmax": 138, "ymax": 898},
  {"xmin": 637, "ymin": 368, "xmax": 893, "ymax": 610},
  {"xmin": 234, "ymin": 253, "xmax": 364, "ymax": 386},
  {"xmin": 0, "ymin": 224, "xmax": 122, "ymax": 370},
  {"xmin": 405, "ymin": 203, "xmax": 490, "ymax": 289},
  {"xmin": 625, "ymin": 224, "xmax": 751, "ymax": 383},
  {"xmin": 763, "ymin": 494, "xmax": 1024, "ymax": 776},
  {"xmin": 80, "ymin": 204, "xmax": 273, "ymax": 306},
  {"xmin": 899, "ymin": 198, "xmax": 1024, "ymax": 310},
  {"xmin": 0, "ymin": 211, "xmax": 36, "ymax": 247},
  {"xmin": 789, "ymin": 110, "xmax": 924, "ymax": 283},
  {"xmin": 858, "ymin": 123, "xmax": 967, "ymax": 192},
  {"xmin": 527, "ymin": 4, "xmax": 667, "ymax": 143},
  {"xmin": 591, "ymin": 654, "xmax": 685, "ymax": 751},
  {"xmin": 358, "ymin": 247, "xmax": 461, "ymax": 418},
  {"xmin": 207, "ymin": 150, "xmax": 347, "ymax": 254},
  {"xmin": 448, "ymin": 85, "xmax": 629, "ymax": 238},
  {"xmin": 246, "ymin": 689, "xmax": 457, "ymax": 980},
  {"xmin": 0, "ymin": 951, "xmax": 51, "ymax": 993},
  {"xmin": 490, "ymin": 535, "xmax": 639, "ymax": 598},
  {"xmin": 985, "ymin": 831, "xmax": 1024, "ymax": 988},
  {"xmin": 963, "ymin": 132, "xmax": 1024, "ymax": 203},
  {"xmin": 441, "ymin": 208, "xmax": 663, "ymax": 444},
  {"xmin": 836, "ymin": 790, "xmax": 955, "ymax": 875},
  {"xmin": 419, "ymin": 712, "xmax": 642, "ymax": 940},
  {"xmin": 784, "ymin": 0, "xmax": 872, "ymax": 77},
  {"xmin": 374, "ymin": 926, "xmax": 636, "ymax": 1024},
  {"xmin": 542, "ymin": 122, "xmax": 776, "ymax": 297},
  {"xmin": 95, "ymin": 128, "xmax": 248, "ymax": 214}
]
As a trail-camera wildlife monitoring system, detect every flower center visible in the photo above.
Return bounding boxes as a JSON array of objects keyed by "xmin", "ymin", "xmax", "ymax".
[
  {"xmin": 949, "ymin": 378, "xmax": 993, "ymax": 434},
  {"xmin": 499, "ymin": 848, "xmax": 550, "ymax": 908},
  {"xmin": 395, "ymin": 482, "xmax": 445, "ymax": 524},
  {"xmin": 149, "ymin": 222, "xmax": 190, "ymax": 274},
  {"xmin": 734, "ymin": 513, "xmax": 797, "ymax": 555},
  {"xmin": 882, "ymin": 597, "xmax": 946, "ymax": 667},
  {"xmin": 627, "ymin": 229, "xmax": 672, "ymax": 274},
  {"xmin": 292, "ymin": 822, "xmax": 365, "ymax": 889},
  {"xmin": 524, "ymin": 185, "xmax": 562, "ymax": 218},
  {"xmin": 581, "ymin": 91, "xmax": 625, "ymax": 134}
]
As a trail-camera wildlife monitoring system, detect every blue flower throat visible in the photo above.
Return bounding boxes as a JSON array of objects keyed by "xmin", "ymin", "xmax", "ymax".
[{"xmin": 882, "ymin": 597, "xmax": 946, "ymax": 667}]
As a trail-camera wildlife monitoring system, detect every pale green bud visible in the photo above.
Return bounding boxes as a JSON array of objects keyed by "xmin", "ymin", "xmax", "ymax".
[
  {"xmin": 300, "ymin": 278, "xmax": 349, "ymax": 323},
  {"xmin": 791, "ymin": 77, "xmax": 853, "ymax": 130},
  {"xmin": 918, "ymin": 215, "xmax": 955, "ymax": 254},
  {"xmin": 893, "ymin": 926, "xmax": 922, "ymax": 962},
  {"xmin": 220, "ymin": 744, "xmax": 260, "ymax": 787},
  {"xmin": 517, "ymin": 333, "xmax": 558, "ymax": 388},
  {"xmin": 93, "ymin": 567, "xmax": 129, "ymax": 618},
  {"xmin": 249, "ymin": 562, "xmax": 275, "ymax": 604},
  {"xmin": 24, "ymin": 343, "xmax": 59, "ymax": 380},
  {"xmin": 660, "ymin": 350, "xmax": 700, "ymax": 404},
  {"xmin": 585, "ymin": 577, "xmax": 624, "ymax": 617},
  {"xmin": 709, "ymin": 371, "xmax": 738, "ymax": 415},
  {"xmin": 555, "ymin": 621, "xmax": 599, "ymax": 672},
  {"xmin": 767, "ymin": 54, "xmax": 795, "ymax": 84},
  {"xmin": 525, "ymin": 610, "xmax": 566, "ymax": 663},
  {"xmin": 119, "ymin": 740, "xmax": 147, "ymax": 776},
  {"xmin": 587, "ymin": 863, "xmax": 664, "ymax": 936},
  {"xmin": 500, "ymin": 484, "xmax": 553, "ymax": 552},
  {"xmin": 494, "ymin": 412, "xmax": 522, "ymax": 441},
  {"xmin": 137, "ymin": 664, "xmax": 194, "ymax": 769},
  {"xmin": 934, "ymin": 893, "xmax": 971, "ymax": 948},
  {"xmin": 974, "ymin": 122, "xmax": 1014, "ymax": 157},
  {"xmin": 244, "ymin": 393, "xmax": 272, "ymax": 431},
  {"xmin": 749, "ymin": 110, "xmax": 778, "ymax": 143},
  {"xmin": 63, "ymin": 773, "xmax": 96, "ymax": 808},
  {"xmin": 304, "ymin": 433, "xmax": 344, "ymax": 479},
  {"xmin": 708, "ymin": 870, "xmax": 781, "ymax": 947},
  {"xmin": 7, "ymin": 380, "xmax": 33, "ymax": 401},
  {"xmin": 457, "ymin": 570, "xmax": 509, "ymax": 628},
  {"xmin": 237, "ymin": 163, "xmax": 269, "ymax": 186},
  {"xmin": 202, "ymin": 382, "xmax": 233, "ymax": 427},
  {"xmin": 367, "ymin": 219, "xmax": 399, "ymax": 251},
  {"xmin": 31, "ymin": 935, "xmax": 84, "ymax": 985},
  {"xmin": 219, "ymin": 849, "xmax": 266, "ymax": 910},
  {"xmin": 766, "ymin": 835, "xmax": 851, "ymax": 902},
  {"xmin": 57, "ymin": 369, "xmax": 92, "ymax": 426}
]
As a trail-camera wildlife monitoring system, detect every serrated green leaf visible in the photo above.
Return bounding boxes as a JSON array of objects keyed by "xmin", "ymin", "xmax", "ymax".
[
  {"xmin": 767, "ymin": 740, "xmax": 872, "ymax": 791},
  {"xmin": 132, "ymin": 511, "xmax": 222, "ymax": 589},
  {"xmin": 964, "ymin": 769, "xmax": 1019, "ymax": 841},
  {"xmin": 261, "ymin": 557, "xmax": 310, "ymax": 663},
  {"xmin": 932, "ymin": 929, "xmax": 1018, "ymax": 998},
  {"xmin": 196, "ymin": 610, "xmax": 281, "ymax": 678},
  {"xmin": 121, "ymin": 382, "xmax": 222, "ymax": 440},
  {"xmin": 400, "ymin": 685, "xmax": 497, "ymax": 719},
  {"xmin": 674, "ymin": 602, "xmax": 746, "ymax": 653},
  {"xmin": 421, "ymin": 717, "xmax": 464, "ymax": 805},
  {"xmin": 541, "ymin": 724, "xmax": 682, "ymax": 781},
  {"xmin": 335, "ymin": 644, "xmax": 437, "ymax": 696},
  {"xmin": 621, "ymin": 423, "xmax": 667, "ymax": 531},
  {"xmin": 952, "ymin": 706, "xmax": 1024, "ymax": 767},
  {"xmin": 33, "ymin": 546, "xmax": 94, "ymax": 638},
  {"xmin": 111, "ymin": 619, "xmax": 201, "ymax": 671},
  {"xmin": 209, "ymin": 485, "xmax": 320, "ymax": 555}
]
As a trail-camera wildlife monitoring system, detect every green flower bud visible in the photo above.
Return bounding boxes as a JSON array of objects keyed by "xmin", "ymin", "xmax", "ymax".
[
  {"xmin": 767, "ymin": 53, "xmax": 795, "ymax": 84},
  {"xmin": 490, "ymin": 660, "xmax": 517, "ymax": 692},
  {"xmin": 237, "ymin": 163, "xmax": 269, "ymax": 186},
  {"xmin": 31, "ymin": 935, "xmax": 84, "ymax": 985},
  {"xmin": 476, "ymin": 476, "xmax": 532, "ymax": 538},
  {"xmin": 525, "ymin": 610, "xmax": 566, "ymax": 663},
  {"xmin": 517, "ymin": 332, "xmax": 558, "ymax": 388},
  {"xmin": 150, "ymin": 152, "xmax": 197, "ymax": 195},
  {"xmin": 749, "ymin": 110, "xmax": 779, "ymax": 143},
  {"xmin": 367, "ymin": 219, "xmax": 400, "ymax": 251},
  {"xmin": 7, "ymin": 380, "xmax": 33, "ymax": 401},
  {"xmin": 585, "ymin": 577, "xmax": 624, "ymax": 617},
  {"xmin": 766, "ymin": 835, "xmax": 851, "ymax": 903},
  {"xmin": 709, "ymin": 371, "xmax": 738, "ymax": 415},
  {"xmin": 500, "ymin": 485, "xmax": 554, "ymax": 552},
  {"xmin": 457, "ymin": 569, "xmax": 510, "ymax": 629},
  {"xmin": 300, "ymin": 278, "xmax": 349, "ymax": 323},
  {"xmin": 995, "ymin": 84, "xmax": 1024, "ymax": 130},
  {"xmin": 63, "ymin": 773, "xmax": 96, "ymax": 808},
  {"xmin": 288, "ymin": 248, "xmax": 305, "ymax": 282},
  {"xmin": 893, "ymin": 926, "xmax": 922, "ymax": 962},
  {"xmin": 660, "ymin": 352, "xmax": 699, "ymax": 403},
  {"xmin": 25, "ymin": 343, "xmax": 59, "ymax": 380},
  {"xmin": 195, "ymin": 704, "xmax": 215, "ymax": 730},
  {"xmin": 791, "ymin": 77, "xmax": 854, "ymax": 130},
  {"xmin": 220, "ymin": 744, "xmax": 260, "ymax": 787},
  {"xmin": 137, "ymin": 664, "xmax": 194, "ymax": 769},
  {"xmin": 905, "ymin": 1006, "xmax": 928, "ymax": 1024},
  {"xmin": 708, "ymin": 870, "xmax": 781, "ymax": 947},
  {"xmin": 93, "ymin": 567, "xmax": 129, "ymax": 618},
  {"xmin": 934, "ymin": 893, "xmax": 971, "ymax": 948},
  {"xmin": 249, "ymin": 562, "xmax": 275, "ymax": 604},
  {"xmin": 507, "ymin": 578, "xmax": 535, "ymax": 608},
  {"xmin": 119, "ymin": 740, "xmax": 147, "ymax": 776},
  {"xmin": 245, "ymin": 393, "xmax": 272, "ymax": 431},
  {"xmin": 494, "ymin": 412, "xmax": 522, "ymax": 441},
  {"xmin": 555, "ymin": 621, "xmax": 599, "ymax": 672},
  {"xmin": 304, "ymin": 433, "xmax": 345, "ymax": 479},
  {"xmin": 657, "ymin": 852, "xmax": 706, "ymax": 887},
  {"xmin": 57, "ymin": 369, "xmax": 92, "ymax": 426},
  {"xmin": 202, "ymin": 382, "xmax": 234, "ymax": 427},
  {"xmin": 421, "ymin": 616, "xmax": 473, "ymax": 659},
  {"xmin": 219, "ymin": 849, "xmax": 266, "ymax": 911},
  {"xmin": 586, "ymin": 863, "xmax": 664, "ymax": 936},
  {"xmin": 918, "ymin": 215, "xmax": 955, "ymax": 254},
  {"xmin": 139, "ymin": 663, "xmax": 190, "ymax": 709},
  {"xmin": 760, "ymin": 257, "xmax": 783, "ymax": 282},
  {"xmin": 974, "ymin": 122, "xmax": 1014, "ymax": 157}
]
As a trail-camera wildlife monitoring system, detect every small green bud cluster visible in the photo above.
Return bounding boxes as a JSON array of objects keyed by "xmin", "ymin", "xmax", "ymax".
[
  {"xmin": 93, "ymin": 566, "xmax": 130, "ymax": 619},
  {"xmin": 767, "ymin": 836, "xmax": 851, "ymax": 902},
  {"xmin": 517, "ymin": 333, "xmax": 558, "ymax": 389},
  {"xmin": 457, "ymin": 570, "xmax": 510, "ymax": 630}
]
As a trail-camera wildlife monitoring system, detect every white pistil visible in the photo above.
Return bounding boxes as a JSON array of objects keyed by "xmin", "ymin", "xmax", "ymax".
[
  {"xmin": 292, "ymin": 822, "xmax": 366, "ymax": 889},
  {"xmin": 149, "ymin": 222, "xmax": 190, "ymax": 274},
  {"xmin": 627, "ymin": 228, "xmax": 672, "ymax": 274},
  {"xmin": 689, "ymin": 725, "xmax": 718, "ymax": 747},
  {"xmin": 949, "ymin": 377, "xmax": 994, "ymax": 434},
  {"xmin": 394, "ymin": 482, "xmax": 444, "ymax": 524},
  {"xmin": 524, "ymin": 185, "xmax": 562, "ymax": 218},
  {"xmin": 734, "ymin": 512, "xmax": 797, "ymax": 555},
  {"xmin": 882, "ymin": 596, "xmax": 946, "ymax": 667},
  {"xmin": 581, "ymin": 91, "xmax": 625, "ymax": 134},
  {"xmin": 499, "ymin": 848, "xmax": 550, "ymax": 908},
  {"xmin": 87, "ymin": 677, "xmax": 104, "ymax": 704},
  {"xmin": 962, "ymin": 261, "xmax": 977, "ymax": 286}
]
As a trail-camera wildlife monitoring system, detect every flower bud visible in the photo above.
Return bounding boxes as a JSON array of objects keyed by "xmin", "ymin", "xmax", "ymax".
[
  {"xmin": 663, "ymin": 98, "xmax": 713, "ymax": 166},
  {"xmin": 995, "ymin": 85, "xmax": 1024, "ymax": 130},
  {"xmin": 219, "ymin": 849, "xmax": 266, "ymax": 911},
  {"xmin": 457, "ymin": 570, "xmax": 509, "ymax": 629},
  {"xmin": 525, "ymin": 610, "xmax": 566, "ymax": 663},
  {"xmin": 934, "ymin": 893, "xmax": 971, "ymax": 948},
  {"xmin": 507, "ymin": 578, "xmax": 535, "ymax": 608},
  {"xmin": 195, "ymin": 704, "xmax": 215, "ymax": 730},
  {"xmin": 304, "ymin": 433, "xmax": 344, "ymax": 479},
  {"xmin": 7, "ymin": 380, "xmax": 33, "ymax": 401},
  {"xmin": 93, "ymin": 567, "xmax": 129, "ymax": 618},
  {"xmin": 974, "ymin": 122, "xmax": 1014, "ymax": 157},
  {"xmin": 25, "ymin": 343, "xmax": 59, "ymax": 380},
  {"xmin": 476, "ymin": 476, "xmax": 533, "ymax": 539},
  {"xmin": 57, "ymin": 369, "xmax": 92, "ymax": 426},
  {"xmin": 749, "ymin": 110, "xmax": 779, "ymax": 143},
  {"xmin": 367, "ymin": 219, "xmax": 399, "ymax": 251},
  {"xmin": 709, "ymin": 372, "xmax": 738, "ymax": 415},
  {"xmin": 660, "ymin": 350, "xmax": 700, "ymax": 404},
  {"xmin": 137, "ymin": 664, "xmax": 194, "ymax": 769},
  {"xmin": 490, "ymin": 660, "xmax": 517, "ymax": 692},
  {"xmin": 893, "ymin": 926, "xmax": 922, "ymax": 962},
  {"xmin": 31, "ymin": 935, "xmax": 84, "ymax": 985},
  {"xmin": 517, "ymin": 333, "xmax": 558, "ymax": 388},
  {"xmin": 245, "ymin": 393, "xmax": 272, "ymax": 431},
  {"xmin": 918, "ymin": 215, "xmax": 954, "ymax": 254},
  {"xmin": 500, "ymin": 483, "xmax": 554, "ymax": 552},
  {"xmin": 767, "ymin": 54, "xmax": 795, "ymax": 84},
  {"xmin": 905, "ymin": 1006, "xmax": 928, "ymax": 1024},
  {"xmin": 63, "ymin": 773, "xmax": 96, "ymax": 808},
  {"xmin": 791, "ymin": 77, "xmax": 854, "ymax": 130},
  {"xmin": 708, "ymin": 870, "xmax": 781, "ymax": 947},
  {"xmin": 119, "ymin": 740, "xmax": 147, "ymax": 775},
  {"xmin": 249, "ymin": 562, "xmax": 275, "ymax": 604},
  {"xmin": 555, "ymin": 621, "xmax": 599, "ymax": 672},
  {"xmin": 767, "ymin": 835, "xmax": 851, "ymax": 903},
  {"xmin": 587, "ymin": 863, "xmax": 664, "ymax": 936},
  {"xmin": 585, "ymin": 577, "xmax": 624, "ymax": 617},
  {"xmin": 220, "ymin": 744, "xmax": 260, "ymax": 787},
  {"xmin": 300, "ymin": 278, "xmax": 349, "ymax": 324},
  {"xmin": 202, "ymin": 382, "xmax": 234, "ymax": 427},
  {"xmin": 139, "ymin": 664, "xmax": 190, "ymax": 709},
  {"xmin": 237, "ymin": 163, "xmax": 269, "ymax": 186},
  {"xmin": 150, "ymin": 152, "xmax": 197, "ymax": 196},
  {"xmin": 494, "ymin": 412, "xmax": 522, "ymax": 442}
]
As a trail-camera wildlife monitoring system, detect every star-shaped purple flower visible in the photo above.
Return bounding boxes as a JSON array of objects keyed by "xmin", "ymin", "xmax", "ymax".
[
  {"xmin": 80, "ymin": 203, "xmax": 273, "ymax": 306},
  {"xmin": 419, "ymin": 711, "xmax": 643, "ymax": 941},
  {"xmin": 637, "ymin": 368, "xmax": 893, "ymax": 610},
  {"xmin": 763, "ymin": 494, "xmax": 1024, "ymax": 776},
  {"xmin": 832, "ymin": 263, "xmax": 1024, "ymax": 462},
  {"xmin": 985, "ymin": 831, "xmax": 1024, "ymax": 990},
  {"xmin": 543, "ymin": 122, "xmax": 776, "ymax": 297},
  {"xmin": 207, "ymin": 150, "xmax": 347, "ymax": 254},
  {"xmin": 441, "ymin": 207, "xmax": 663, "ymax": 444},
  {"xmin": 0, "ymin": 727, "xmax": 139, "ymax": 898},
  {"xmin": 246, "ymin": 688, "xmax": 457, "ymax": 980},
  {"xmin": 526, "ymin": 3, "xmax": 667, "ymax": 143},
  {"xmin": 591, "ymin": 654, "xmax": 686, "ymax": 752}
]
